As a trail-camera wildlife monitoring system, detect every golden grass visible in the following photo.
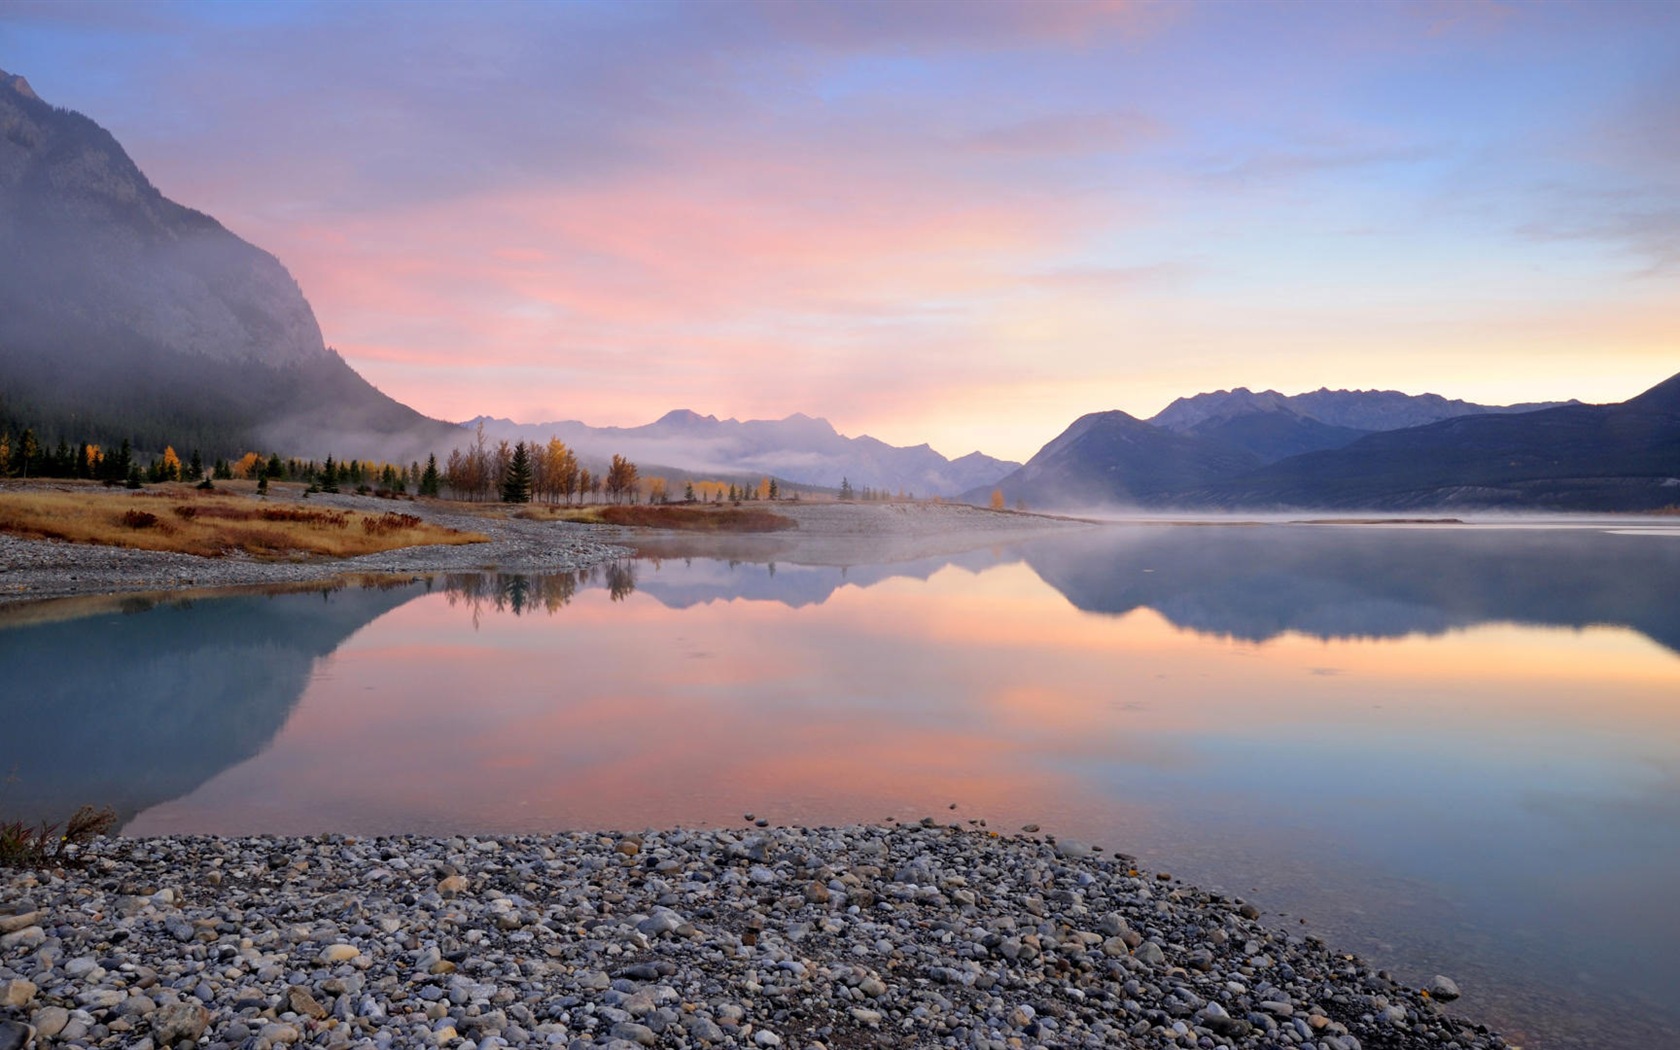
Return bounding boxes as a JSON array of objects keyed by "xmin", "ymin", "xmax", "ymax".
[
  {"xmin": 0, "ymin": 487, "xmax": 487, "ymax": 559},
  {"xmin": 514, "ymin": 503, "xmax": 797, "ymax": 532}
]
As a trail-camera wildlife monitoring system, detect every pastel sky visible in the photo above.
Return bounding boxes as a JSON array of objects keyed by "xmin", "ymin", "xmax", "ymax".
[{"xmin": 4, "ymin": 1, "xmax": 1678, "ymax": 460}]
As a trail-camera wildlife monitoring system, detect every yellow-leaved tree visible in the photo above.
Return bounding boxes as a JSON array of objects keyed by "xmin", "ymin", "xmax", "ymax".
[
  {"xmin": 990, "ymin": 489, "xmax": 1005, "ymax": 511},
  {"xmin": 158, "ymin": 446, "xmax": 182, "ymax": 482},
  {"xmin": 234, "ymin": 452, "xmax": 267, "ymax": 478}
]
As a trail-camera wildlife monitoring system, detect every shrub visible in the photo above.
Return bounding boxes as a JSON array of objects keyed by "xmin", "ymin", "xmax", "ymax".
[
  {"xmin": 362, "ymin": 512, "xmax": 422, "ymax": 536},
  {"xmin": 121, "ymin": 509, "xmax": 159, "ymax": 529},
  {"xmin": 0, "ymin": 805, "xmax": 117, "ymax": 868}
]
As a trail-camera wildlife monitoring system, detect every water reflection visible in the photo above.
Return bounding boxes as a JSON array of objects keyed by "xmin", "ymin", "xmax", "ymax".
[
  {"xmin": 1022, "ymin": 524, "xmax": 1680, "ymax": 652},
  {"xmin": 0, "ymin": 582, "xmax": 421, "ymax": 828},
  {"xmin": 3, "ymin": 525, "xmax": 1677, "ymax": 1050}
]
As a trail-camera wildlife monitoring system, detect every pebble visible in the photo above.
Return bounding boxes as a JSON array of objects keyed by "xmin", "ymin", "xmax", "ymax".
[{"xmin": 0, "ymin": 825, "xmax": 1513, "ymax": 1050}]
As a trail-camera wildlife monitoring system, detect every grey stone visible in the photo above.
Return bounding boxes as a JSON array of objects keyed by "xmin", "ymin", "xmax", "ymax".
[
  {"xmin": 1430, "ymin": 974, "xmax": 1462, "ymax": 1001},
  {"xmin": 152, "ymin": 1001, "xmax": 210, "ymax": 1045}
]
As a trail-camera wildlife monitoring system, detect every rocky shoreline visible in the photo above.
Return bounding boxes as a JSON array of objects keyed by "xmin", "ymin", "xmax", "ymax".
[
  {"xmin": 0, "ymin": 490, "xmax": 1087, "ymax": 608},
  {"xmin": 0, "ymin": 492, "xmax": 632, "ymax": 608},
  {"xmin": 0, "ymin": 824, "xmax": 1506, "ymax": 1050}
]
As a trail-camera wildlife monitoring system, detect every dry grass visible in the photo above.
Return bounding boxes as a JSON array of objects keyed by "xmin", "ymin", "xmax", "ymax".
[
  {"xmin": 515, "ymin": 503, "xmax": 797, "ymax": 533},
  {"xmin": 0, "ymin": 487, "xmax": 487, "ymax": 559}
]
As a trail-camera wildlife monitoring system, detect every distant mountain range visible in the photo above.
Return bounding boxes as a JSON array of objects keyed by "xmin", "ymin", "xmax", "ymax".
[
  {"xmin": 468, "ymin": 410, "xmax": 1018, "ymax": 497},
  {"xmin": 970, "ymin": 375, "xmax": 1680, "ymax": 512},
  {"xmin": 0, "ymin": 68, "xmax": 457, "ymax": 460}
]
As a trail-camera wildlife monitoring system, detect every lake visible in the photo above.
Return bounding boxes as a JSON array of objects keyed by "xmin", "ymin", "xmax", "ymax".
[{"xmin": 4, "ymin": 521, "xmax": 1678, "ymax": 1050}]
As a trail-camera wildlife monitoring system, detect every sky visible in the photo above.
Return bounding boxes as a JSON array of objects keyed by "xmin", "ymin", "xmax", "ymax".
[{"xmin": 3, "ymin": 0, "xmax": 1678, "ymax": 461}]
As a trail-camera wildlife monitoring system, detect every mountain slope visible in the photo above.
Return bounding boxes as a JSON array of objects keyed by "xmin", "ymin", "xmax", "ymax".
[
  {"xmin": 0, "ymin": 68, "xmax": 456, "ymax": 459},
  {"xmin": 1183, "ymin": 408, "xmax": 1371, "ymax": 464},
  {"xmin": 980, "ymin": 372, "xmax": 1678, "ymax": 512},
  {"xmin": 961, "ymin": 409, "xmax": 1260, "ymax": 507},
  {"xmin": 469, "ymin": 410, "xmax": 1019, "ymax": 497},
  {"xmin": 1185, "ymin": 371, "xmax": 1680, "ymax": 510}
]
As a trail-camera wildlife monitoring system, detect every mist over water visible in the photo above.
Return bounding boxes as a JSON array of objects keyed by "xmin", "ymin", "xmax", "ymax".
[{"xmin": 3, "ymin": 524, "xmax": 1677, "ymax": 1050}]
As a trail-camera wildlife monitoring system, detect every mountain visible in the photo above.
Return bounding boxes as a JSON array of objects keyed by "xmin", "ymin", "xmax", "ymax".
[
  {"xmin": 0, "ymin": 68, "xmax": 456, "ymax": 460},
  {"xmin": 1188, "ymin": 370, "xmax": 1680, "ymax": 511},
  {"xmin": 1153, "ymin": 386, "xmax": 1574, "ymax": 433},
  {"xmin": 1178, "ymin": 406, "xmax": 1372, "ymax": 465},
  {"xmin": 961, "ymin": 409, "xmax": 1260, "ymax": 507},
  {"xmin": 467, "ymin": 410, "xmax": 1019, "ymax": 497},
  {"xmin": 976, "ymin": 372, "xmax": 1680, "ymax": 512}
]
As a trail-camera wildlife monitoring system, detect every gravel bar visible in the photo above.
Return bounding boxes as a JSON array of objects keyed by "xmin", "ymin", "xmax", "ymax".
[
  {"xmin": 0, "ymin": 492, "xmax": 631, "ymax": 608},
  {"xmin": 0, "ymin": 823, "xmax": 1507, "ymax": 1050}
]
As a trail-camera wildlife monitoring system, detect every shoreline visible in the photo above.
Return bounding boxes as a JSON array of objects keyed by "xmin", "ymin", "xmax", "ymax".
[
  {"xmin": 0, "ymin": 492, "xmax": 1090, "ymax": 609},
  {"xmin": 0, "ymin": 823, "xmax": 1507, "ymax": 1050}
]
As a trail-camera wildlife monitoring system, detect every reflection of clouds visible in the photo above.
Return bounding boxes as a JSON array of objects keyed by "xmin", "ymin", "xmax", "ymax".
[{"xmin": 1518, "ymin": 757, "xmax": 1680, "ymax": 849}]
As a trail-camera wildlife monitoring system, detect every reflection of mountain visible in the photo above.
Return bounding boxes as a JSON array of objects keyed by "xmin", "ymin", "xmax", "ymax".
[
  {"xmin": 441, "ymin": 548, "xmax": 1016, "ymax": 613},
  {"xmin": 632, "ymin": 547, "xmax": 1009, "ymax": 610},
  {"xmin": 1021, "ymin": 526, "xmax": 1680, "ymax": 653},
  {"xmin": 0, "ymin": 583, "xmax": 424, "ymax": 829}
]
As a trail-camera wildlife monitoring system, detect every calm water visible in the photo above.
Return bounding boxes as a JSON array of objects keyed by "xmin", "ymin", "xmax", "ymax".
[{"xmin": 5, "ymin": 523, "xmax": 1679, "ymax": 1050}]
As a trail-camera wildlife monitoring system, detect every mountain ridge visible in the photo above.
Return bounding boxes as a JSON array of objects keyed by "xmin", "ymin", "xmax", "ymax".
[
  {"xmin": 971, "ymin": 374, "xmax": 1680, "ymax": 512},
  {"xmin": 465, "ymin": 411, "xmax": 1019, "ymax": 497}
]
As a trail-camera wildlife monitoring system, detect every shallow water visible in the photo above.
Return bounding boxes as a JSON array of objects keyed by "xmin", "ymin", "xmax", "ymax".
[{"xmin": 4, "ymin": 522, "xmax": 1678, "ymax": 1050}]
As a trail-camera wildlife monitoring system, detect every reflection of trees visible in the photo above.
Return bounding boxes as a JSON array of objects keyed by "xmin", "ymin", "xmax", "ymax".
[
  {"xmin": 605, "ymin": 560, "xmax": 637, "ymax": 602},
  {"xmin": 439, "ymin": 559, "xmax": 638, "ymax": 618}
]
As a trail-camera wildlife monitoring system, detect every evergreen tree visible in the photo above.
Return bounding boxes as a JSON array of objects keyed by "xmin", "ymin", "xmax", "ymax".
[
  {"xmin": 18, "ymin": 428, "xmax": 38, "ymax": 478},
  {"xmin": 501, "ymin": 441, "xmax": 534, "ymax": 503},
  {"xmin": 684, "ymin": 480, "xmax": 695, "ymax": 502},
  {"xmin": 839, "ymin": 477, "xmax": 854, "ymax": 500},
  {"xmin": 267, "ymin": 452, "xmax": 284, "ymax": 479},
  {"xmin": 188, "ymin": 449, "xmax": 204, "ymax": 481},
  {"xmin": 420, "ymin": 453, "xmax": 441, "ymax": 497},
  {"xmin": 768, "ymin": 478, "xmax": 778, "ymax": 500},
  {"xmin": 319, "ymin": 456, "xmax": 339, "ymax": 493}
]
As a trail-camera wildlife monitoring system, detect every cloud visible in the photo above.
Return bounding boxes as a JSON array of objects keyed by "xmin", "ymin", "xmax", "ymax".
[{"xmin": 5, "ymin": 1, "xmax": 1677, "ymax": 458}]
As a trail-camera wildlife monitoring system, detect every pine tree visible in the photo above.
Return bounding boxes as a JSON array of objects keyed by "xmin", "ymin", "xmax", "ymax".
[
  {"xmin": 501, "ymin": 441, "xmax": 534, "ymax": 503},
  {"xmin": 420, "ymin": 453, "xmax": 441, "ymax": 497},
  {"xmin": 684, "ymin": 480, "xmax": 695, "ymax": 502},
  {"xmin": 18, "ymin": 428, "xmax": 38, "ymax": 478},
  {"xmin": 267, "ymin": 452, "xmax": 284, "ymax": 479},
  {"xmin": 839, "ymin": 477, "xmax": 854, "ymax": 500},
  {"xmin": 188, "ymin": 449, "xmax": 204, "ymax": 481}
]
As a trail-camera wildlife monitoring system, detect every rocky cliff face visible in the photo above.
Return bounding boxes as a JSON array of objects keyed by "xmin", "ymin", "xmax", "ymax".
[
  {"xmin": 0, "ymin": 67, "xmax": 327, "ymax": 367},
  {"xmin": 0, "ymin": 69, "xmax": 456, "ymax": 459}
]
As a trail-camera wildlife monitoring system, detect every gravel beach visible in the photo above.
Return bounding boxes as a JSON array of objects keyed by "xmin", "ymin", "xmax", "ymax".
[{"xmin": 0, "ymin": 824, "xmax": 1505, "ymax": 1050}]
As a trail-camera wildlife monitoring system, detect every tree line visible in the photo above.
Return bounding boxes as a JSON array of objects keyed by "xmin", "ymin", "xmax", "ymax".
[{"xmin": 1, "ymin": 419, "xmax": 811, "ymax": 512}]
